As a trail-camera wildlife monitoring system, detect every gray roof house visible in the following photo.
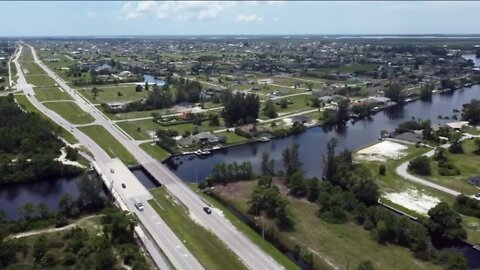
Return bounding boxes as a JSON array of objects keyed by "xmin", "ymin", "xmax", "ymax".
[
  {"xmin": 469, "ymin": 176, "xmax": 480, "ymax": 187},
  {"xmin": 177, "ymin": 132, "xmax": 219, "ymax": 147}
]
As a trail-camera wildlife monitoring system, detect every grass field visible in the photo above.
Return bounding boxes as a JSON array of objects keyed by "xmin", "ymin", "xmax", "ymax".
[
  {"xmin": 211, "ymin": 180, "xmax": 440, "ymax": 270},
  {"xmin": 44, "ymin": 101, "xmax": 95, "ymax": 125},
  {"xmin": 78, "ymin": 125, "xmax": 137, "ymax": 165},
  {"xmin": 139, "ymin": 142, "xmax": 170, "ymax": 161},
  {"xmin": 14, "ymin": 94, "xmax": 78, "ymax": 144},
  {"xmin": 117, "ymin": 119, "xmax": 160, "ymax": 140},
  {"xmin": 424, "ymin": 139, "xmax": 480, "ymax": 196},
  {"xmin": 78, "ymin": 85, "xmax": 149, "ymax": 104},
  {"xmin": 149, "ymin": 187, "xmax": 247, "ymax": 270},
  {"xmin": 34, "ymin": 87, "xmax": 72, "ymax": 101}
]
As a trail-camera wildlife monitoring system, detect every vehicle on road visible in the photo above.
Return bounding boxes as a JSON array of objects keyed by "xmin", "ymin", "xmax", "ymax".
[
  {"xmin": 134, "ymin": 199, "xmax": 144, "ymax": 211},
  {"xmin": 475, "ymin": 192, "xmax": 480, "ymax": 198},
  {"xmin": 203, "ymin": 207, "xmax": 212, "ymax": 214},
  {"xmin": 121, "ymin": 183, "xmax": 126, "ymax": 188}
]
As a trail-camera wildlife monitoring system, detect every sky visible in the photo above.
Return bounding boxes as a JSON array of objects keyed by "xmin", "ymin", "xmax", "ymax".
[{"xmin": 1, "ymin": 1, "xmax": 480, "ymax": 36}]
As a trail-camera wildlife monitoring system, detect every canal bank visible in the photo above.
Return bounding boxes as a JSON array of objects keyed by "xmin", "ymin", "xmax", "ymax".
[{"xmin": 167, "ymin": 84, "xmax": 480, "ymax": 182}]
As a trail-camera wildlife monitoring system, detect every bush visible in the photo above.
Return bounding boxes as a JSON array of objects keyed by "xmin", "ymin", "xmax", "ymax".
[
  {"xmin": 378, "ymin": 164, "xmax": 386, "ymax": 176},
  {"xmin": 408, "ymin": 156, "xmax": 431, "ymax": 176}
]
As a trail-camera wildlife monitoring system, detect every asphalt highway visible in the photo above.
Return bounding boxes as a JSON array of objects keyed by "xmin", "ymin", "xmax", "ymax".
[
  {"xmin": 13, "ymin": 45, "xmax": 203, "ymax": 270},
  {"xmin": 25, "ymin": 43, "xmax": 284, "ymax": 270}
]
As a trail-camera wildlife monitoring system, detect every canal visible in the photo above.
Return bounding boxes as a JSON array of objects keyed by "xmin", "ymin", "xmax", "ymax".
[{"xmin": 166, "ymin": 85, "xmax": 480, "ymax": 182}]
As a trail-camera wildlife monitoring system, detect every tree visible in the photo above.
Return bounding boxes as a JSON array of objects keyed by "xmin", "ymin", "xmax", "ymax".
[
  {"xmin": 408, "ymin": 156, "xmax": 431, "ymax": 176},
  {"xmin": 209, "ymin": 115, "xmax": 220, "ymax": 127},
  {"xmin": 91, "ymin": 87, "xmax": 99, "ymax": 97},
  {"xmin": 77, "ymin": 175, "xmax": 105, "ymax": 211},
  {"xmin": 135, "ymin": 84, "xmax": 142, "ymax": 92},
  {"xmin": 336, "ymin": 99, "xmax": 350, "ymax": 122},
  {"xmin": 222, "ymin": 91, "xmax": 260, "ymax": 126},
  {"xmin": 282, "ymin": 144, "xmax": 302, "ymax": 177},
  {"xmin": 427, "ymin": 202, "xmax": 467, "ymax": 240},
  {"xmin": 323, "ymin": 138, "xmax": 337, "ymax": 180},
  {"xmin": 289, "ymin": 171, "xmax": 307, "ymax": 197},
  {"xmin": 307, "ymin": 177, "xmax": 320, "ymax": 202},
  {"xmin": 280, "ymin": 99, "xmax": 288, "ymax": 109},
  {"xmin": 262, "ymin": 99, "xmax": 277, "ymax": 118},
  {"xmin": 378, "ymin": 164, "xmax": 386, "ymax": 176},
  {"xmin": 474, "ymin": 139, "xmax": 480, "ymax": 155},
  {"xmin": 384, "ymin": 83, "xmax": 404, "ymax": 103},
  {"xmin": 461, "ymin": 99, "xmax": 480, "ymax": 125},
  {"xmin": 444, "ymin": 253, "xmax": 468, "ymax": 270},
  {"xmin": 260, "ymin": 152, "xmax": 275, "ymax": 176},
  {"xmin": 419, "ymin": 84, "xmax": 433, "ymax": 101}
]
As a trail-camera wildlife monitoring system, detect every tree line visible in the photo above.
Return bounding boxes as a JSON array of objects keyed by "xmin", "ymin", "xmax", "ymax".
[{"xmin": 0, "ymin": 95, "xmax": 83, "ymax": 185}]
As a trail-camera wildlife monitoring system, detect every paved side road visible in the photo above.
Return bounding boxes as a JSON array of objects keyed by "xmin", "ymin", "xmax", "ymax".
[{"xmin": 395, "ymin": 134, "xmax": 480, "ymax": 198}]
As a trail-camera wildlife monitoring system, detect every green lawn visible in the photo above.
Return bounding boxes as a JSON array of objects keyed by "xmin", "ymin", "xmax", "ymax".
[
  {"xmin": 44, "ymin": 101, "xmax": 95, "ymax": 125},
  {"xmin": 34, "ymin": 87, "xmax": 73, "ymax": 101},
  {"xmin": 149, "ymin": 188, "xmax": 247, "ymax": 270},
  {"xmin": 25, "ymin": 74, "xmax": 57, "ymax": 88},
  {"xmin": 96, "ymin": 105, "xmax": 174, "ymax": 120},
  {"xmin": 78, "ymin": 85, "xmax": 149, "ymax": 104},
  {"xmin": 215, "ymin": 131, "xmax": 251, "ymax": 145},
  {"xmin": 212, "ymin": 180, "xmax": 440, "ymax": 270},
  {"xmin": 78, "ymin": 125, "xmax": 137, "ymax": 165},
  {"xmin": 117, "ymin": 119, "xmax": 160, "ymax": 140},
  {"xmin": 14, "ymin": 94, "xmax": 78, "ymax": 144},
  {"xmin": 190, "ymin": 184, "xmax": 300, "ymax": 270},
  {"xmin": 139, "ymin": 142, "xmax": 170, "ymax": 161},
  {"xmin": 21, "ymin": 61, "xmax": 44, "ymax": 75},
  {"xmin": 271, "ymin": 94, "xmax": 314, "ymax": 115},
  {"xmin": 422, "ymin": 139, "xmax": 480, "ymax": 196}
]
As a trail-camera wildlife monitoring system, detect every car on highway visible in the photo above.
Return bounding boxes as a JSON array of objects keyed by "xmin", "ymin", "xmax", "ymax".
[
  {"xmin": 203, "ymin": 207, "xmax": 212, "ymax": 214},
  {"xmin": 134, "ymin": 199, "xmax": 144, "ymax": 211}
]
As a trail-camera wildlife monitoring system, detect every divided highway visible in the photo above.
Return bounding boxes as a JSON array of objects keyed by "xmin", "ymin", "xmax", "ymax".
[
  {"xmin": 13, "ymin": 45, "xmax": 203, "ymax": 270},
  {"xmin": 25, "ymin": 43, "xmax": 284, "ymax": 270}
]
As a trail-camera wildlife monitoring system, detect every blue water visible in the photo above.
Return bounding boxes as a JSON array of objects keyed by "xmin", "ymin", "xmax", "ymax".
[{"xmin": 143, "ymin": 75, "xmax": 165, "ymax": 86}]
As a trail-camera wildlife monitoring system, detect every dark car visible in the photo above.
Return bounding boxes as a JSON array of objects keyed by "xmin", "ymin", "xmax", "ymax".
[
  {"xmin": 203, "ymin": 207, "xmax": 212, "ymax": 214},
  {"xmin": 121, "ymin": 183, "xmax": 126, "ymax": 189},
  {"xmin": 475, "ymin": 192, "xmax": 480, "ymax": 198}
]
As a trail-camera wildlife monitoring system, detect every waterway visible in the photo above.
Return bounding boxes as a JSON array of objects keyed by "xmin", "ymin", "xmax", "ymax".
[
  {"xmin": 0, "ymin": 176, "xmax": 82, "ymax": 220},
  {"xmin": 143, "ymin": 74, "xmax": 165, "ymax": 86},
  {"xmin": 167, "ymin": 85, "xmax": 480, "ymax": 182},
  {"xmin": 462, "ymin": 54, "xmax": 480, "ymax": 68}
]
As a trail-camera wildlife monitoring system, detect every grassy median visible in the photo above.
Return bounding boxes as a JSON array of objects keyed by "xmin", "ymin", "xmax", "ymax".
[
  {"xmin": 78, "ymin": 125, "xmax": 137, "ymax": 165},
  {"xmin": 44, "ymin": 101, "xmax": 95, "ymax": 125},
  {"xmin": 149, "ymin": 187, "xmax": 247, "ymax": 270},
  {"xmin": 34, "ymin": 87, "xmax": 73, "ymax": 101}
]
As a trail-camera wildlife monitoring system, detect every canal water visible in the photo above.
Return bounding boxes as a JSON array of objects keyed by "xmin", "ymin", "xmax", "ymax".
[
  {"xmin": 0, "ymin": 176, "xmax": 82, "ymax": 220},
  {"xmin": 167, "ymin": 85, "xmax": 480, "ymax": 182}
]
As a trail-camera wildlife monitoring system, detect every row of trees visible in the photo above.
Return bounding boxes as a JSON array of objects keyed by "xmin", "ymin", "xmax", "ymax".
[
  {"xmin": 209, "ymin": 161, "xmax": 253, "ymax": 184},
  {"xmin": 222, "ymin": 91, "xmax": 260, "ymax": 126}
]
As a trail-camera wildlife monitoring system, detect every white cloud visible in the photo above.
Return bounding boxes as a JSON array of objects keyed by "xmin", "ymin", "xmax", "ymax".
[
  {"xmin": 120, "ymin": 1, "xmax": 236, "ymax": 21},
  {"xmin": 86, "ymin": 11, "xmax": 96, "ymax": 18},
  {"xmin": 266, "ymin": 1, "xmax": 285, "ymax": 5},
  {"xmin": 236, "ymin": 14, "xmax": 263, "ymax": 23}
]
